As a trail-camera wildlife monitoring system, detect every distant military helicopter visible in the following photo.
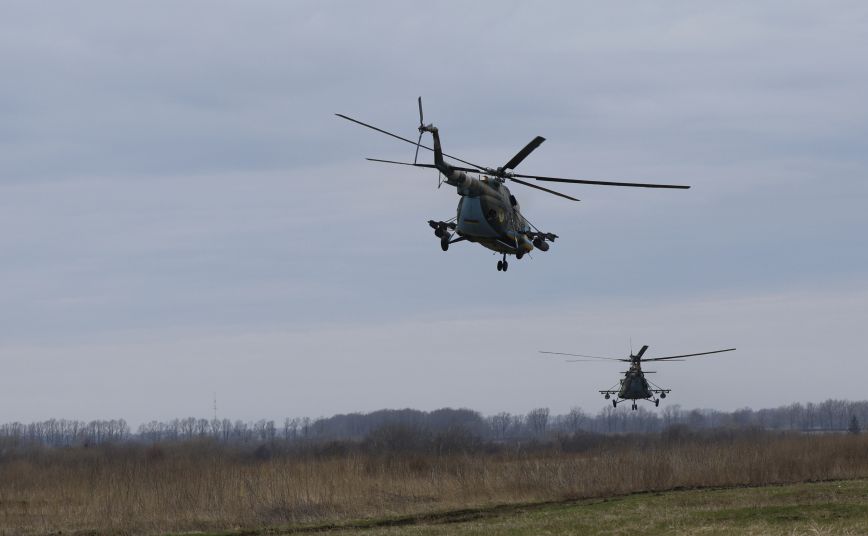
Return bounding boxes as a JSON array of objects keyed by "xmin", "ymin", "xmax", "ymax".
[
  {"xmin": 541, "ymin": 345, "xmax": 736, "ymax": 410},
  {"xmin": 337, "ymin": 98, "xmax": 690, "ymax": 271}
]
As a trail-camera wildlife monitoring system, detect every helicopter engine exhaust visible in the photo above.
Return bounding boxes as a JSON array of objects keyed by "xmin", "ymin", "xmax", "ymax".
[
  {"xmin": 533, "ymin": 237, "xmax": 550, "ymax": 252},
  {"xmin": 429, "ymin": 220, "xmax": 449, "ymax": 238}
]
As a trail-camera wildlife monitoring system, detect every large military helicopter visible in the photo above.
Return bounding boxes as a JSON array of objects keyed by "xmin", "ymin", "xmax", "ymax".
[
  {"xmin": 337, "ymin": 98, "xmax": 690, "ymax": 271},
  {"xmin": 541, "ymin": 345, "xmax": 736, "ymax": 410}
]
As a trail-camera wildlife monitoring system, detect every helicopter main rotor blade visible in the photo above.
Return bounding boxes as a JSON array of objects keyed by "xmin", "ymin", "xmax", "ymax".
[
  {"xmin": 509, "ymin": 178, "xmax": 580, "ymax": 202},
  {"xmin": 643, "ymin": 348, "xmax": 737, "ymax": 361},
  {"xmin": 566, "ymin": 359, "xmax": 626, "ymax": 363},
  {"xmin": 634, "ymin": 345, "xmax": 649, "ymax": 359},
  {"xmin": 539, "ymin": 351, "xmax": 623, "ymax": 361},
  {"xmin": 367, "ymin": 158, "xmax": 578, "ymax": 202},
  {"xmin": 335, "ymin": 113, "xmax": 486, "ymax": 170},
  {"xmin": 366, "ymin": 158, "xmax": 481, "ymax": 173},
  {"xmin": 513, "ymin": 172, "xmax": 690, "ymax": 189},
  {"xmin": 502, "ymin": 136, "xmax": 545, "ymax": 171}
]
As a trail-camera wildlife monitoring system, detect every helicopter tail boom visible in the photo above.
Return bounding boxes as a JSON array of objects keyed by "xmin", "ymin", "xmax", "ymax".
[{"xmin": 419, "ymin": 123, "xmax": 474, "ymax": 190}]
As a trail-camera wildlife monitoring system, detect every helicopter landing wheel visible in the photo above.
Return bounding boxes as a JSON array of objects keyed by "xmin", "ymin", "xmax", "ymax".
[
  {"xmin": 502, "ymin": 260, "xmax": 508, "ymax": 272},
  {"xmin": 497, "ymin": 260, "xmax": 503, "ymax": 271},
  {"xmin": 612, "ymin": 399, "xmax": 617, "ymax": 408},
  {"xmin": 440, "ymin": 235, "xmax": 450, "ymax": 251},
  {"xmin": 655, "ymin": 399, "xmax": 660, "ymax": 407},
  {"xmin": 632, "ymin": 403, "xmax": 637, "ymax": 411}
]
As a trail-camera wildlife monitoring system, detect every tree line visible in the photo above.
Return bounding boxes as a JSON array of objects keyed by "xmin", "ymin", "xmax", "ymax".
[{"xmin": 0, "ymin": 399, "xmax": 864, "ymax": 449}]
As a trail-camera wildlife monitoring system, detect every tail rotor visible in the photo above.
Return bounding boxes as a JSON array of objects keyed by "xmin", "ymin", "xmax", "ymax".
[
  {"xmin": 414, "ymin": 97, "xmax": 442, "ymax": 188},
  {"xmin": 414, "ymin": 96, "xmax": 424, "ymax": 165}
]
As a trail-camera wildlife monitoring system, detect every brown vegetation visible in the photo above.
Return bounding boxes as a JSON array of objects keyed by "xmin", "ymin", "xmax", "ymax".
[{"xmin": 1, "ymin": 430, "xmax": 867, "ymax": 535}]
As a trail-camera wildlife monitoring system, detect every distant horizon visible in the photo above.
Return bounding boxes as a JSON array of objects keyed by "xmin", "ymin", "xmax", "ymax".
[{"xmin": 4, "ymin": 397, "xmax": 866, "ymax": 431}]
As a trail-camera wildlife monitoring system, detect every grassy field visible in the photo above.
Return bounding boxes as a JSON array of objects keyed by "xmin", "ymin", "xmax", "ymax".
[
  {"xmin": 1, "ymin": 433, "xmax": 867, "ymax": 535},
  {"xmin": 272, "ymin": 479, "xmax": 868, "ymax": 536}
]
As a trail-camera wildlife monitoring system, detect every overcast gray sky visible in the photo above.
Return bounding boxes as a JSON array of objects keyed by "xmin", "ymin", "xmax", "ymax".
[{"xmin": 1, "ymin": 1, "xmax": 866, "ymax": 425}]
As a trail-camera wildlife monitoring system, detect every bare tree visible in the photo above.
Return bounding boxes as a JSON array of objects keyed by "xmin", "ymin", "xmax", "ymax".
[
  {"xmin": 565, "ymin": 407, "xmax": 588, "ymax": 433},
  {"xmin": 848, "ymin": 415, "xmax": 861, "ymax": 435},
  {"xmin": 487, "ymin": 412, "xmax": 511, "ymax": 440},
  {"xmin": 526, "ymin": 408, "xmax": 550, "ymax": 437}
]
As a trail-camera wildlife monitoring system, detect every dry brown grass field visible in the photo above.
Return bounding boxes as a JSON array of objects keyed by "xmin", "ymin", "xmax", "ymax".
[{"xmin": 1, "ymin": 432, "xmax": 867, "ymax": 535}]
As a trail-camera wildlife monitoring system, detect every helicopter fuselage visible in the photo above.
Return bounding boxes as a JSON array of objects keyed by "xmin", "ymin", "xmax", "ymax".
[
  {"xmin": 424, "ymin": 125, "xmax": 539, "ymax": 258},
  {"xmin": 453, "ymin": 179, "xmax": 533, "ymax": 255},
  {"xmin": 617, "ymin": 365, "xmax": 653, "ymax": 400}
]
